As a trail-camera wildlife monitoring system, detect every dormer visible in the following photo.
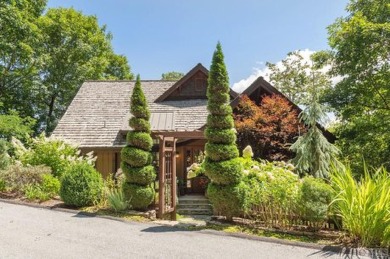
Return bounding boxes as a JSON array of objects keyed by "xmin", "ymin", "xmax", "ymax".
[{"xmin": 156, "ymin": 63, "xmax": 209, "ymax": 102}]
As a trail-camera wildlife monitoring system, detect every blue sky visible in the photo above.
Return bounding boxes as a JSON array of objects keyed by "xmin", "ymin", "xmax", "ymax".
[{"xmin": 47, "ymin": 0, "xmax": 348, "ymax": 86}]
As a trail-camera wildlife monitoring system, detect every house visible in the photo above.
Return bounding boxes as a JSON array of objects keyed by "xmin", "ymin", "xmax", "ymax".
[{"xmin": 52, "ymin": 63, "xmax": 332, "ymax": 217}]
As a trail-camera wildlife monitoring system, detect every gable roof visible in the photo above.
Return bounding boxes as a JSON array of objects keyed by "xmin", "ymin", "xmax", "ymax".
[
  {"xmin": 231, "ymin": 77, "xmax": 336, "ymax": 142},
  {"xmin": 52, "ymin": 64, "xmax": 334, "ymax": 148},
  {"xmin": 52, "ymin": 80, "xmax": 208, "ymax": 147},
  {"xmin": 156, "ymin": 63, "xmax": 238, "ymax": 102}
]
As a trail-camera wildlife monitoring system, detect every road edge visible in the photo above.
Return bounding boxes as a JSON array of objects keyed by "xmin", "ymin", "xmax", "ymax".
[{"xmin": 1, "ymin": 198, "xmax": 388, "ymax": 258}]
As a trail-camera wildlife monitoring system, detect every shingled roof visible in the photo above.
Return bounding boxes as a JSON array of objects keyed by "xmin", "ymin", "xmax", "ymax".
[{"xmin": 52, "ymin": 80, "xmax": 209, "ymax": 147}]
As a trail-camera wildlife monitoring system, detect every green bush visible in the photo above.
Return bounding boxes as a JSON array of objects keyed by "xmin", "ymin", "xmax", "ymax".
[
  {"xmin": 331, "ymin": 165, "xmax": 390, "ymax": 247},
  {"xmin": 0, "ymin": 164, "xmax": 51, "ymax": 193},
  {"xmin": 0, "ymin": 140, "xmax": 11, "ymax": 170},
  {"xmin": 205, "ymin": 143, "xmax": 239, "ymax": 161},
  {"xmin": 207, "ymin": 182, "xmax": 248, "ymax": 219},
  {"xmin": 204, "ymin": 158, "xmax": 242, "ymax": 185},
  {"xmin": 14, "ymin": 135, "xmax": 94, "ymax": 178},
  {"xmin": 129, "ymin": 117, "xmax": 150, "ymax": 132},
  {"xmin": 298, "ymin": 176, "xmax": 333, "ymax": 224},
  {"xmin": 205, "ymin": 128, "xmax": 236, "ymax": 144},
  {"xmin": 107, "ymin": 188, "xmax": 128, "ymax": 212},
  {"xmin": 24, "ymin": 185, "xmax": 51, "ymax": 201},
  {"xmin": 122, "ymin": 182, "xmax": 154, "ymax": 210},
  {"xmin": 40, "ymin": 174, "xmax": 60, "ymax": 196},
  {"xmin": 60, "ymin": 162, "xmax": 103, "ymax": 207},
  {"xmin": 0, "ymin": 179, "xmax": 6, "ymax": 191},
  {"xmin": 126, "ymin": 132, "xmax": 153, "ymax": 151},
  {"xmin": 207, "ymin": 115, "xmax": 234, "ymax": 129},
  {"xmin": 242, "ymin": 160, "xmax": 301, "ymax": 225},
  {"xmin": 121, "ymin": 147, "xmax": 152, "ymax": 167},
  {"xmin": 121, "ymin": 163, "xmax": 156, "ymax": 185}
]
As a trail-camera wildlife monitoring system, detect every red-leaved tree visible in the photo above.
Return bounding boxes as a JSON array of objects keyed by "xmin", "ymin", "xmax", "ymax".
[{"xmin": 234, "ymin": 94, "xmax": 305, "ymax": 161}]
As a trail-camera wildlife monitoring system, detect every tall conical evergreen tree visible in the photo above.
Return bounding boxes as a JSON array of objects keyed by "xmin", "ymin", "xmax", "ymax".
[
  {"xmin": 205, "ymin": 43, "xmax": 245, "ymax": 220},
  {"xmin": 121, "ymin": 75, "xmax": 155, "ymax": 210}
]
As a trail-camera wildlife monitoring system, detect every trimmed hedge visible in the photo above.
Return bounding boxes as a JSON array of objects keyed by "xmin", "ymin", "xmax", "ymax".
[
  {"xmin": 207, "ymin": 182, "xmax": 248, "ymax": 219},
  {"xmin": 208, "ymin": 92, "xmax": 230, "ymax": 104},
  {"xmin": 205, "ymin": 128, "xmax": 236, "ymax": 144},
  {"xmin": 129, "ymin": 117, "xmax": 151, "ymax": 132},
  {"xmin": 122, "ymin": 182, "xmax": 155, "ymax": 210},
  {"xmin": 207, "ymin": 115, "xmax": 234, "ymax": 129},
  {"xmin": 205, "ymin": 143, "xmax": 239, "ymax": 161},
  {"xmin": 121, "ymin": 163, "xmax": 156, "ymax": 185},
  {"xmin": 204, "ymin": 158, "xmax": 243, "ymax": 185},
  {"xmin": 126, "ymin": 132, "xmax": 153, "ymax": 151},
  {"xmin": 207, "ymin": 103, "xmax": 233, "ymax": 116},
  {"xmin": 121, "ymin": 146, "xmax": 152, "ymax": 167},
  {"xmin": 59, "ymin": 162, "xmax": 103, "ymax": 207},
  {"xmin": 131, "ymin": 105, "xmax": 150, "ymax": 119}
]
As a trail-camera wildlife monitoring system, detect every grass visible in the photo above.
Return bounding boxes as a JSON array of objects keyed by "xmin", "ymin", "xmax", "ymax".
[
  {"xmin": 81, "ymin": 206, "xmax": 151, "ymax": 223},
  {"xmin": 331, "ymin": 165, "xmax": 390, "ymax": 248},
  {"xmin": 188, "ymin": 223, "xmax": 337, "ymax": 245}
]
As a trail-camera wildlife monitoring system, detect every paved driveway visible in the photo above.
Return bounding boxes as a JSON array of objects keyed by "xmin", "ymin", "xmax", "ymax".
[{"xmin": 0, "ymin": 201, "xmax": 371, "ymax": 259}]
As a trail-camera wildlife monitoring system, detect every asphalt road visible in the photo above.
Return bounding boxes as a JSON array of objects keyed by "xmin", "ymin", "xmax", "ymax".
[{"xmin": 0, "ymin": 201, "xmax": 370, "ymax": 259}]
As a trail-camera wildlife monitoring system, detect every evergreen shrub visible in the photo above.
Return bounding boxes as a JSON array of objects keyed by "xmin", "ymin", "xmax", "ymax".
[
  {"xmin": 207, "ymin": 182, "xmax": 248, "ymax": 219},
  {"xmin": 298, "ymin": 176, "xmax": 333, "ymax": 223},
  {"xmin": 122, "ymin": 182, "xmax": 154, "ymax": 210},
  {"xmin": 121, "ymin": 147, "xmax": 152, "ymax": 167},
  {"xmin": 126, "ymin": 132, "xmax": 153, "ymax": 151},
  {"xmin": 121, "ymin": 75, "xmax": 155, "ymax": 210},
  {"xmin": 205, "ymin": 128, "xmax": 236, "ymax": 144},
  {"xmin": 205, "ymin": 143, "xmax": 239, "ymax": 161},
  {"xmin": 121, "ymin": 162, "xmax": 156, "ymax": 185},
  {"xmin": 60, "ymin": 162, "xmax": 103, "ymax": 207},
  {"xmin": 207, "ymin": 115, "xmax": 234, "ymax": 129},
  {"xmin": 204, "ymin": 158, "xmax": 242, "ymax": 185},
  {"xmin": 129, "ymin": 117, "xmax": 150, "ymax": 132},
  {"xmin": 207, "ymin": 103, "xmax": 232, "ymax": 116}
]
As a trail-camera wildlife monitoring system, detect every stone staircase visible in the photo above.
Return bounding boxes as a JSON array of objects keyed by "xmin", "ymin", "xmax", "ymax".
[{"xmin": 177, "ymin": 195, "xmax": 213, "ymax": 215}]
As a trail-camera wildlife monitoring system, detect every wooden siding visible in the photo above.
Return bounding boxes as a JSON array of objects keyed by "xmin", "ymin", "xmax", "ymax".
[
  {"xmin": 166, "ymin": 71, "xmax": 208, "ymax": 100},
  {"xmin": 81, "ymin": 148, "xmax": 119, "ymax": 179}
]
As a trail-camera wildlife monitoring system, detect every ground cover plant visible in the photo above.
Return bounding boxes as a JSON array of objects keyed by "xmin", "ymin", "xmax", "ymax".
[{"xmin": 0, "ymin": 163, "xmax": 59, "ymax": 201}]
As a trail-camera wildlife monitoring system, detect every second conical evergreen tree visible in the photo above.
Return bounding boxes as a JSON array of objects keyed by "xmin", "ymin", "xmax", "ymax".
[
  {"xmin": 205, "ymin": 43, "xmax": 246, "ymax": 220},
  {"xmin": 121, "ymin": 75, "xmax": 155, "ymax": 210}
]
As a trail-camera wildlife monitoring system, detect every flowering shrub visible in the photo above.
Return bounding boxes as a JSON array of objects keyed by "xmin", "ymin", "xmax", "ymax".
[
  {"xmin": 243, "ymin": 160, "xmax": 300, "ymax": 225},
  {"xmin": 12, "ymin": 135, "xmax": 96, "ymax": 178},
  {"xmin": 239, "ymin": 146, "xmax": 333, "ymax": 229}
]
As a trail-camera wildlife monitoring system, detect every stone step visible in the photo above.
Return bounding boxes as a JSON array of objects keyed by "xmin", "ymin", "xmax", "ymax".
[
  {"xmin": 177, "ymin": 203, "xmax": 212, "ymax": 210},
  {"xmin": 177, "ymin": 208, "xmax": 213, "ymax": 215},
  {"xmin": 178, "ymin": 197, "xmax": 210, "ymax": 205}
]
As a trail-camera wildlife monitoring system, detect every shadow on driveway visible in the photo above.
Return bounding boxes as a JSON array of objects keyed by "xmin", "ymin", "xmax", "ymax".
[
  {"xmin": 141, "ymin": 225, "xmax": 193, "ymax": 233},
  {"xmin": 308, "ymin": 246, "xmax": 389, "ymax": 259}
]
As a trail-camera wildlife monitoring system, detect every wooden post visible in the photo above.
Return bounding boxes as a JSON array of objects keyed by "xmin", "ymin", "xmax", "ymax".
[
  {"xmin": 171, "ymin": 138, "xmax": 177, "ymax": 221},
  {"xmin": 158, "ymin": 136, "xmax": 165, "ymax": 219}
]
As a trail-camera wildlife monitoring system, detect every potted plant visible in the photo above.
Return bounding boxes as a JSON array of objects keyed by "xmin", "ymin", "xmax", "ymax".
[{"xmin": 187, "ymin": 162, "xmax": 209, "ymax": 194}]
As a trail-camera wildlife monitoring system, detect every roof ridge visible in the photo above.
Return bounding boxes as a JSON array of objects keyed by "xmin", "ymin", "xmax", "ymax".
[{"xmin": 84, "ymin": 80, "xmax": 178, "ymax": 83}]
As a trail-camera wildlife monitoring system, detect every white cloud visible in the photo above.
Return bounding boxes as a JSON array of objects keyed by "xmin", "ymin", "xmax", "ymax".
[
  {"xmin": 232, "ymin": 49, "xmax": 315, "ymax": 93},
  {"xmin": 231, "ymin": 49, "xmax": 342, "ymax": 124}
]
